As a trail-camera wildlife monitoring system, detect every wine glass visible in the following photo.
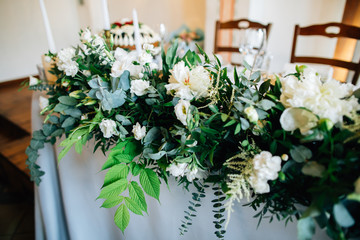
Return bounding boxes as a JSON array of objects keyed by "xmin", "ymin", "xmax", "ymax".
[{"xmin": 239, "ymin": 28, "xmax": 267, "ymax": 69}]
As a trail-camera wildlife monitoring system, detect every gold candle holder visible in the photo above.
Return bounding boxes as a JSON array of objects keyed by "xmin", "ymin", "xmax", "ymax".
[
  {"xmin": 104, "ymin": 29, "xmax": 111, "ymax": 48},
  {"xmin": 41, "ymin": 55, "xmax": 57, "ymax": 84}
]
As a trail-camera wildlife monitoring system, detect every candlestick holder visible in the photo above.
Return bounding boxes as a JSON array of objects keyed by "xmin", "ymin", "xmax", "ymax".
[
  {"xmin": 104, "ymin": 29, "xmax": 111, "ymax": 49},
  {"xmin": 41, "ymin": 55, "xmax": 57, "ymax": 84}
]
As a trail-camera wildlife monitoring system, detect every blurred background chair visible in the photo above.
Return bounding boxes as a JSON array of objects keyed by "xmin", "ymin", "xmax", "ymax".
[
  {"xmin": 214, "ymin": 19, "xmax": 272, "ymax": 68},
  {"xmin": 290, "ymin": 22, "xmax": 360, "ymax": 84}
]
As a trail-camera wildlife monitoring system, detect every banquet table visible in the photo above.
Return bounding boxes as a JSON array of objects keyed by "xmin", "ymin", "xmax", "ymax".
[{"xmin": 32, "ymin": 92, "xmax": 331, "ymax": 240}]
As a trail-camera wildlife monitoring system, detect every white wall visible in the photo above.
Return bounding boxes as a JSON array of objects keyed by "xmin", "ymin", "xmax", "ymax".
[
  {"xmin": 0, "ymin": 0, "xmax": 206, "ymax": 83},
  {"xmin": 0, "ymin": 0, "xmax": 81, "ymax": 82}
]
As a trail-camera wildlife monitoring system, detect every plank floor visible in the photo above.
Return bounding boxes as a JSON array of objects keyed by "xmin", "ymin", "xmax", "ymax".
[{"xmin": 0, "ymin": 78, "xmax": 34, "ymax": 240}]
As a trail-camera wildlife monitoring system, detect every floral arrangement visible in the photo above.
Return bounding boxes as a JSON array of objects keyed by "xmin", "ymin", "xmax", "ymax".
[
  {"xmin": 27, "ymin": 28, "xmax": 360, "ymax": 240},
  {"xmin": 169, "ymin": 25, "xmax": 204, "ymax": 46}
]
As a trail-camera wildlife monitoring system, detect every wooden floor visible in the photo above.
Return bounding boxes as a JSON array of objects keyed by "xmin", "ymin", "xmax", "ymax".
[
  {"xmin": 0, "ymin": 79, "xmax": 32, "ymax": 176},
  {"xmin": 0, "ymin": 78, "xmax": 34, "ymax": 239}
]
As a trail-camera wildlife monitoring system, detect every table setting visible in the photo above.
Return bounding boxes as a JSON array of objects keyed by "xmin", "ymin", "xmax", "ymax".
[{"xmin": 27, "ymin": 1, "xmax": 360, "ymax": 240}]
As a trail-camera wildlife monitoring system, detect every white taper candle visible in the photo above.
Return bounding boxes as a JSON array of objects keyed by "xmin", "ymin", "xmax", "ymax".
[
  {"xmin": 132, "ymin": 9, "xmax": 142, "ymax": 56},
  {"xmin": 101, "ymin": 0, "xmax": 111, "ymax": 30},
  {"xmin": 39, "ymin": 0, "xmax": 56, "ymax": 53}
]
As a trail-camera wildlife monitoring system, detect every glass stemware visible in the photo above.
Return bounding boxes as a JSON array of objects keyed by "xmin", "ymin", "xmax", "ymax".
[{"xmin": 238, "ymin": 28, "xmax": 267, "ymax": 69}]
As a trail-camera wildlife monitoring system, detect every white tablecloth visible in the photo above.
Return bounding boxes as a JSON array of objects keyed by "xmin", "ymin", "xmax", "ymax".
[{"xmin": 32, "ymin": 92, "xmax": 330, "ymax": 240}]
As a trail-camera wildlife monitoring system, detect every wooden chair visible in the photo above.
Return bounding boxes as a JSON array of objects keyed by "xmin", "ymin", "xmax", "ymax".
[
  {"xmin": 214, "ymin": 19, "xmax": 272, "ymax": 54},
  {"xmin": 290, "ymin": 22, "xmax": 360, "ymax": 84}
]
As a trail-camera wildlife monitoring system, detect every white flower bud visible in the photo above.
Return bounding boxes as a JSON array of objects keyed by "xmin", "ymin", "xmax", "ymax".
[
  {"xmin": 132, "ymin": 122, "xmax": 146, "ymax": 140},
  {"xmin": 99, "ymin": 119, "xmax": 118, "ymax": 138},
  {"xmin": 244, "ymin": 106, "xmax": 258, "ymax": 123},
  {"xmin": 174, "ymin": 99, "xmax": 191, "ymax": 126}
]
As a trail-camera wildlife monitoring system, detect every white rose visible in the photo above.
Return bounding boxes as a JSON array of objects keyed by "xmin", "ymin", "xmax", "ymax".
[
  {"xmin": 250, "ymin": 151, "xmax": 282, "ymax": 193},
  {"xmin": 57, "ymin": 48, "xmax": 75, "ymax": 63},
  {"xmin": 249, "ymin": 175, "xmax": 270, "ymax": 194},
  {"xmin": 138, "ymin": 51, "xmax": 153, "ymax": 65},
  {"xmin": 132, "ymin": 122, "xmax": 146, "ymax": 140},
  {"xmin": 29, "ymin": 76, "xmax": 39, "ymax": 86},
  {"xmin": 301, "ymin": 161, "xmax": 325, "ymax": 178},
  {"xmin": 114, "ymin": 47, "xmax": 128, "ymax": 61},
  {"xmin": 174, "ymin": 99, "xmax": 191, "ymax": 126},
  {"xmin": 185, "ymin": 167, "xmax": 208, "ymax": 182},
  {"xmin": 130, "ymin": 80, "xmax": 150, "ymax": 96},
  {"xmin": 244, "ymin": 106, "xmax": 258, "ymax": 123},
  {"xmin": 61, "ymin": 62, "xmax": 79, "ymax": 77},
  {"xmin": 355, "ymin": 177, "xmax": 360, "ymax": 194},
  {"xmin": 39, "ymin": 96, "xmax": 49, "ymax": 110},
  {"xmin": 280, "ymin": 108, "xmax": 318, "ymax": 135},
  {"xmin": 99, "ymin": 119, "xmax": 118, "ymax": 138},
  {"xmin": 80, "ymin": 28, "xmax": 92, "ymax": 42},
  {"xmin": 166, "ymin": 162, "xmax": 187, "ymax": 177}
]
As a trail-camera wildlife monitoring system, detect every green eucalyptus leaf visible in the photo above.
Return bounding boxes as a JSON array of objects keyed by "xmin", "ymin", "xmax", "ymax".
[
  {"xmin": 61, "ymin": 117, "xmax": 76, "ymax": 128},
  {"xmin": 297, "ymin": 217, "xmax": 315, "ymax": 240},
  {"xmin": 257, "ymin": 99, "xmax": 275, "ymax": 111},
  {"xmin": 64, "ymin": 108, "xmax": 82, "ymax": 118},
  {"xmin": 290, "ymin": 145, "xmax": 312, "ymax": 163},
  {"xmin": 43, "ymin": 124, "xmax": 57, "ymax": 136},
  {"xmin": 30, "ymin": 139, "xmax": 44, "ymax": 150},
  {"xmin": 147, "ymin": 151, "xmax": 166, "ymax": 160},
  {"xmin": 58, "ymin": 96, "xmax": 77, "ymax": 106},
  {"xmin": 333, "ymin": 202, "xmax": 355, "ymax": 227}
]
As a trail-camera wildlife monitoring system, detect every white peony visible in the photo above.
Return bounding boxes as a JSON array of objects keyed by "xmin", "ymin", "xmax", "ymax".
[
  {"xmin": 249, "ymin": 151, "xmax": 282, "ymax": 194},
  {"xmin": 132, "ymin": 122, "xmax": 146, "ymax": 140},
  {"xmin": 280, "ymin": 108, "xmax": 318, "ymax": 134},
  {"xmin": 166, "ymin": 163, "xmax": 188, "ymax": 177},
  {"xmin": 165, "ymin": 61, "xmax": 211, "ymax": 100},
  {"xmin": 99, "ymin": 119, "xmax": 118, "ymax": 138},
  {"xmin": 244, "ymin": 106, "xmax": 259, "ymax": 123},
  {"xmin": 174, "ymin": 99, "xmax": 191, "ymax": 126},
  {"xmin": 280, "ymin": 69, "xmax": 360, "ymax": 124},
  {"xmin": 130, "ymin": 80, "xmax": 150, "ymax": 96},
  {"xmin": 301, "ymin": 161, "xmax": 325, "ymax": 178},
  {"xmin": 111, "ymin": 59, "xmax": 133, "ymax": 78},
  {"xmin": 29, "ymin": 76, "xmax": 39, "ymax": 86},
  {"xmin": 39, "ymin": 96, "xmax": 49, "ymax": 110}
]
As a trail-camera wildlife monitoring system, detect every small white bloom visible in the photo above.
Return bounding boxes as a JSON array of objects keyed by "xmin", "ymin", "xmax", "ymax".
[
  {"xmin": 301, "ymin": 161, "xmax": 325, "ymax": 178},
  {"xmin": 143, "ymin": 43, "xmax": 154, "ymax": 52},
  {"xmin": 354, "ymin": 177, "xmax": 360, "ymax": 194},
  {"xmin": 174, "ymin": 99, "xmax": 191, "ymax": 126},
  {"xmin": 281, "ymin": 154, "xmax": 289, "ymax": 161},
  {"xmin": 99, "ymin": 119, "xmax": 118, "ymax": 138},
  {"xmin": 92, "ymin": 35, "xmax": 105, "ymax": 47},
  {"xmin": 81, "ymin": 114, "xmax": 88, "ymax": 120},
  {"xmin": 29, "ymin": 76, "xmax": 39, "ymax": 86},
  {"xmin": 61, "ymin": 62, "xmax": 79, "ymax": 77},
  {"xmin": 280, "ymin": 108, "xmax": 318, "ymax": 135},
  {"xmin": 82, "ymin": 70, "xmax": 91, "ymax": 77},
  {"xmin": 244, "ymin": 106, "xmax": 258, "ymax": 123},
  {"xmin": 130, "ymin": 80, "xmax": 150, "ymax": 96},
  {"xmin": 39, "ymin": 96, "xmax": 49, "ymax": 110},
  {"xmin": 166, "ymin": 163, "xmax": 188, "ymax": 177},
  {"xmin": 132, "ymin": 122, "xmax": 146, "ymax": 140}
]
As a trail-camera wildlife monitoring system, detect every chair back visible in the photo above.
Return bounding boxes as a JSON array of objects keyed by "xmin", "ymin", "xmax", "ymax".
[
  {"xmin": 290, "ymin": 22, "xmax": 360, "ymax": 84},
  {"xmin": 214, "ymin": 19, "xmax": 272, "ymax": 54}
]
